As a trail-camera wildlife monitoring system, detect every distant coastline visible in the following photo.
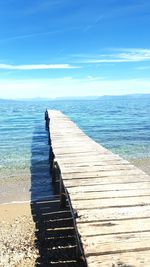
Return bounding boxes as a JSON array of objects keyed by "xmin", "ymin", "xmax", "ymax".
[{"xmin": 0, "ymin": 93, "xmax": 150, "ymax": 102}]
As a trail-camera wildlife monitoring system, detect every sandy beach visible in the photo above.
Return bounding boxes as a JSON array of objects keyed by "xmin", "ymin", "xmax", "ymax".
[
  {"xmin": 0, "ymin": 203, "xmax": 39, "ymax": 267},
  {"xmin": 130, "ymin": 158, "xmax": 150, "ymax": 176}
]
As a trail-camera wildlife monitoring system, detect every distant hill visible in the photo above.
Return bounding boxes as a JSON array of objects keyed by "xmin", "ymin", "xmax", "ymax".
[
  {"xmin": 0, "ymin": 98, "xmax": 15, "ymax": 101},
  {"xmin": 0, "ymin": 96, "xmax": 99, "ymax": 101},
  {"xmin": 0, "ymin": 94, "xmax": 150, "ymax": 102},
  {"xmin": 100, "ymin": 94, "xmax": 150, "ymax": 99},
  {"xmin": 15, "ymin": 97, "xmax": 52, "ymax": 101},
  {"xmin": 54, "ymin": 96, "xmax": 99, "ymax": 101}
]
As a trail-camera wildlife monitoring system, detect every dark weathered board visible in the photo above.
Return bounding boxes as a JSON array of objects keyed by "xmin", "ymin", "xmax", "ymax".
[{"xmin": 47, "ymin": 110, "xmax": 150, "ymax": 267}]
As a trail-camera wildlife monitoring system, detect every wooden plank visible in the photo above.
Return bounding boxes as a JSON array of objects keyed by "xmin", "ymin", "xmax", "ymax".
[
  {"xmin": 63, "ymin": 175, "xmax": 150, "ymax": 185},
  {"xmin": 61, "ymin": 169, "xmax": 146, "ymax": 179},
  {"xmin": 77, "ymin": 217, "xmax": 150, "ymax": 236},
  {"xmin": 87, "ymin": 250, "xmax": 150, "ymax": 267},
  {"xmin": 77, "ymin": 205, "xmax": 150, "ymax": 222},
  {"xmin": 56, "ymin": 153, "xmax": 123, "ymax": 160},
  {"xmin": 53, "ymin": 147, "xmax": 109, "ymax": 155},
  {"xmin": 64, "ymin": 178, "xmax": 149, "ymax": 188},
  {"xmin": 66, "ymin": 182, "xmax": 150, "ymax": 193},
  {"xmin": 60, "ymin": 164, "xmax": 138, "ymax": 172},
  {"xmin": 69, "ymin": 188, "xmax": 150, "ymax": 200},
  {"xmin": 56, "ymin": 157, "xmax": 129, "ymax": 165},
  {"xmin": 81, "ymin": 231, "xmax": 150, "ymax": 255},
  {"xmin": 62, "ymin": 171, "xmax": 150, "ymax": 183},
  {"xmin": 70, "ymin": 195, "xmax": 150, "ymax": 210}
]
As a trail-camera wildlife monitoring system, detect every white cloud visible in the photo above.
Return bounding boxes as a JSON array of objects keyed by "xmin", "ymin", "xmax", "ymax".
[
  {"xmin": 80, "ymin": 48, "xmax": 150, "ymax": 63},
  {"xmin": 0, "ymin": 77, "xmax": 150, "ymax": 99},
  {"xmin": 0, "ymin": 63, "xmax": 79, "ymax": 70}
]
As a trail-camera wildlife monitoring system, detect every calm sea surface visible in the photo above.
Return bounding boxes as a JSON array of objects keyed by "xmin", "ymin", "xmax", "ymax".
[{"xmin": 0, "ymin": 96, "xmax": 150, "ymax": 202}]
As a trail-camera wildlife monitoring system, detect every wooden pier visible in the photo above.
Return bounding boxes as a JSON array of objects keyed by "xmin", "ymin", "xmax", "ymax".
[{"xmin": 46, "ymin": 110, "xmax": 150, "ymax": 267}]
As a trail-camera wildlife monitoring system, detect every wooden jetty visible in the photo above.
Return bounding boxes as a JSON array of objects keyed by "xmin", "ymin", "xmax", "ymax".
[{"xmin": 46, "ymin": 110, "xmax": 150, "ymax": 267}]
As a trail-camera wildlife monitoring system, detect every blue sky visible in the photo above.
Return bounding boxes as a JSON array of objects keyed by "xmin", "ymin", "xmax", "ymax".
[{"xmin": 0, "ymin": 0, "xmax": 150, "ymax": 98}]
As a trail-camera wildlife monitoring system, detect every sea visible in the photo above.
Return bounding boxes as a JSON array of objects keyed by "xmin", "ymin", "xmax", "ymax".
[{"xmin": 0, "ymin": 95, "xmax": 150, "ymax": 203}]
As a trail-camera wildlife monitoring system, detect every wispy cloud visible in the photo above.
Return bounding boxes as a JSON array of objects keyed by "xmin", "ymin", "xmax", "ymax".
[
  {"xmin": 0, "ymin": 31, "xmax": 59, "ymax": 42},
  {"xmin": 0, "ymin": 63, "xmax": 79, "ymax": 70},
  {"xmin": 79, "ymin": 48, "xmax": 150, "ymax": 63},
  {"xmin": 83, "ymin": 15, "xmax": 104, "ymax": 32},
  {"xmin": 0, "ymin": 26, "xmax": 81, "ymax": 43}
]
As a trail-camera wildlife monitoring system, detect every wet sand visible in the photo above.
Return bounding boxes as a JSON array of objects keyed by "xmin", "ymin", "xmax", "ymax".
[{"xmin": 0, "ymin": 179, "xmax": 30, "ymax": 204}]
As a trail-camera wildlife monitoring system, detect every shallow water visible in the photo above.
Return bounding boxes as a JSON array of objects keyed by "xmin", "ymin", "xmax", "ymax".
[{"xmin": 0, "ymin": 96, "xmax": 150, "ymax": 202}]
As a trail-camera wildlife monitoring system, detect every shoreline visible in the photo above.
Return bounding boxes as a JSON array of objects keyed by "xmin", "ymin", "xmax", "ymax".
[{"xmin": 0, "ymin": 157, "xmax": 150, "ymax": 205}]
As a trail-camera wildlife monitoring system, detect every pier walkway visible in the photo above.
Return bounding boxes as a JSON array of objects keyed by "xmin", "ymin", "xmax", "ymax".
[{"xmin": 46, "ymin": 110, "xmax": 150, "ymax": 267}]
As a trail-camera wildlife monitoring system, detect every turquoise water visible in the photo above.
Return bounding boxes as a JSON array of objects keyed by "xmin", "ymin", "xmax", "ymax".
[{"xmin": 0, "ymin": 96, "xmax": 150, "ymax": 201}]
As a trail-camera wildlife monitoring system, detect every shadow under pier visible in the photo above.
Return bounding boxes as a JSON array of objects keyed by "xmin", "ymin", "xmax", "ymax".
[
  {"xmin": 31, "ymin": 198, "xmax": 85, "ymax": 266},
  {"xmin": 30, "ymin": 121, "xmax": 86, "ymax": 266}
]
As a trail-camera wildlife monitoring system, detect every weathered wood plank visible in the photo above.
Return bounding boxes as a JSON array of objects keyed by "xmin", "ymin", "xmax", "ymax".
[
  {"xmin": 69, "ymin": 188, "xmax": 150, "ymax": 200},
  {"xmin": 61, "ymin": 169, "xmax": 147, "ymax": 180},
  {"xmin": 56, "ymin": 157, "xmax": 130, "ymax": 165},
  {"xmin": 77, "ymin": 205, "xmax": 150, "ymax": 222},
  {"xmin": 81, "ymin": 231, "xmax": 150, "ymax": 255},
  {"xmin": 77, "ymin": 217, "xmax": 150, "ymax": 236},
  {"xmin": 56, "ymin": 153, "xmax": 123, "ymax": 160},
  {"xmin": 63, "ymin": 175, "xmax": 149, "ymax": 184},
  {"xmin": 60, "ymin": 165, "xmax": 139, "ymax": 173},
  {"xmin": 87, "ymin": 250, "xmax": 150, "ymax": 267},
  {"xmin": 66, "ymin": 182, "xmax": 150, "ymax": 193},
  {"xmin": 70, "ymin": 195, "xmax": 150, "ymax": 210},
  {"xmin": 64, "ymin": 179, "xmax": 149, "ymax": 188}
]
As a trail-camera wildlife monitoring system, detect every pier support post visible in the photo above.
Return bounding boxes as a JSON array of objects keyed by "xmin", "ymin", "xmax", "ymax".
[
  {"xmin": 50, "ymin": 154, "xmax": 67, "ymax": 207},
  {"xmin": 60, "ymin": 177, "xmax": 67, "ymax": 208},
  {"xmin": 49, "ymin": 151, "xmax": 55, "ymax": 177},
  {"xmin": 45, "ymin": 110, "xmax": 50, "ymax": 131}
]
